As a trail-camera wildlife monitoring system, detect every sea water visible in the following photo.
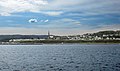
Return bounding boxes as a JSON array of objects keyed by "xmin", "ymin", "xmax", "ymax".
[{"xmin": 0, "ymin": 44, "xmax": 120, "ymax": 71}]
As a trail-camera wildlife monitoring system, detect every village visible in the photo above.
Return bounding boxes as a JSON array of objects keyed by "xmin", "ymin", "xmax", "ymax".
[{"xmin": 5, "ymin": 30, "xmax": 119, "ymax": 44}]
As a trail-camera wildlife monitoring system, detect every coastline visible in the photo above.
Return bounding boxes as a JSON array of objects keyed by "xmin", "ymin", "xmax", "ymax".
[{"xmin": 0, "ymin": 40, "xmax": 120, "ymax": 45}]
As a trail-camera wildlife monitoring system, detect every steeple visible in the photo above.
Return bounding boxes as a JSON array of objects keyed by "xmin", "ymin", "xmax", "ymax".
[
  {"xmin": 48, "ymin": 30, "xmax": 50, "ymax": 39},
  {"xmin": 48, "ymin": 30, "xmax": 50, "ymax": 36}
]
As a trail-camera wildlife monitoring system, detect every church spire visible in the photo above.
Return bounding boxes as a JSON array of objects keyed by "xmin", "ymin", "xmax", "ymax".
[
  {"xmin": 48, "ymin": 30, "xmax": 50, "ymax": 36},
  {"xmin": 48, "ymin": 30, "xmax": 50, "ymax": 39}
]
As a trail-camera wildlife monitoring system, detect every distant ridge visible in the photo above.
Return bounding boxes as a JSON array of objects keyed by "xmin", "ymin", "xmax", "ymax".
[{"xmin": 0, "ymin": 35, "xmax": 49, "ymax": 42}]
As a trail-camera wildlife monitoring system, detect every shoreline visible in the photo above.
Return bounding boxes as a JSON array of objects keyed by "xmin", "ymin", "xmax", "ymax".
[
  {"xmin": 0, "ymin": 40, "xmax": 120, "ymax": 45},
  {"xmin": 0, "ymin": 42, "xmax": 120, "ymax": 45}
]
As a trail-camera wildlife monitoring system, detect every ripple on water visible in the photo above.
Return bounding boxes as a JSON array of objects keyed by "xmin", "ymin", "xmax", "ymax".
[{"xmin": 0, "ymin": 45, "xmax": 120, "ymax": 71}]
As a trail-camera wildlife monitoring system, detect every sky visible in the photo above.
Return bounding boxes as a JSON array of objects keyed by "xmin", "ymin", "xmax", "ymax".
[{"xmin": 0, "ymin": 0, "xmax": 120, "ymax": 35}]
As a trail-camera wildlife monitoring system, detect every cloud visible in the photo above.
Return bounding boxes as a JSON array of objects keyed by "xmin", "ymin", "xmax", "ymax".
[
  {"xmin": 44, "ymin": 18, "xmax": 81, "ymax": 28},
  {"xmin": 28, "ymin": 19, "xmax": 38, "ymax": 23},
  {"xmin": 0, "ymin": 0, "xmax": 120, "ymax": 16},
  {"xmin": 0, "ymin": 0, "xmax": 48, "ymax": 16},
  {"xmin": 42, "ymin": 0, "xmax": 120, "ymax": 16},
  {"xmin": 60, "ymin": 18, "xmax": 81, "ymax": 25},
  {"xmin": 41, "ymin": 0, "xmax": 83, "ymax": 11},
  {"xmin": 41, "ymin": 11, "xmax": 63, "ymax": 16},
  {"xmin": 44, "ymin": 19, "xmax": 49, "ymax": 22}
]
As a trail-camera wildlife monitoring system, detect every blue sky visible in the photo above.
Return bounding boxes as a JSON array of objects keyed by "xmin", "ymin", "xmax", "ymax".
[{"xmin": 0, "ymin": 0, "xmax": 120, "ymax": 35}]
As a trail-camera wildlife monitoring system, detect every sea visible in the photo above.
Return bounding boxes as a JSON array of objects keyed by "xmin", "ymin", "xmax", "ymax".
[{"xmin": 0, "ymin": 44, "xmax": 120, "ymax": 71}]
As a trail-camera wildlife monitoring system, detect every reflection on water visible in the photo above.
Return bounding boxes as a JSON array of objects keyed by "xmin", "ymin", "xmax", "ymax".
[{"xmin": 0, "ymin": 44, "xmax": 120, "ymax": 71}]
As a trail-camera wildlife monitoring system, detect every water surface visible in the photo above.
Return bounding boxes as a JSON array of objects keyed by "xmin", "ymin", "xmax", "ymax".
[{"xmin": 0, "ymin": 44, "xmax": 120, "ymax": 71}]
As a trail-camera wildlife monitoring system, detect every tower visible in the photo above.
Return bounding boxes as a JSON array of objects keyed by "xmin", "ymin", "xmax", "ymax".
[{"xmin": 48, "ymin": 31, "xmax": 50, "ymax": 39}]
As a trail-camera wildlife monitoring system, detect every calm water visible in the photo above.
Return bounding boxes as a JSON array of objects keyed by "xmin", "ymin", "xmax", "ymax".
[{"xmin": 0, "ymin": 44, "xmax": 120, "ymax": 71}]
